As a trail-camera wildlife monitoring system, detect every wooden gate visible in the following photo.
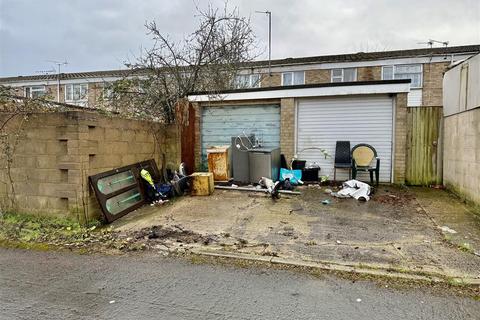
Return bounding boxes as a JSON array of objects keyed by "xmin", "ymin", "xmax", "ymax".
[
  {"xmin": 405, "ymin": 107, "xmax": 443, "ymax": 185},
  {"xmin": 177, "ymin": 101, "xmax": 196, "ymax": 174}
]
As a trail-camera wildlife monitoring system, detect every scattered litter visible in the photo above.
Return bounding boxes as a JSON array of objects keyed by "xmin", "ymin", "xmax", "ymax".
[
  {"xmin": 332, "ymin": 179, "xmax": 371, "ymax": 201},
  {"xmin": 279, "ymin": 168, "xmax": 303, "ymax": 185},
  {"xmin": 215, "ymin": 185, "xmax": 300, "ymax": 195},
  {"xmin": 324, "ymin": 188, "xmax": 332, "ymax": 194},
  {"xmin": 322, "ymin": 199, "xmax": 331, "ymax": 205},
  {"xmin": 109, "ymin": 300, "xmax": 115, "ymax": 304},
  {"xmin": 438, "ymin": 226, "xmax": 457, "ymax": 234},
  {"xmin": 356, "ymin": 298, "xmax": 362, "ymax": 303},
  {"xmin": 474, "ymin": 251, "xmax": 480, "ymax": 257},
  {"xmin": 231, "ymin": 184, "xmax": 238, "ymax": 188},
  {"xmin": 336, "ymin": 240, "xmax": 342, "ymax": 244}
]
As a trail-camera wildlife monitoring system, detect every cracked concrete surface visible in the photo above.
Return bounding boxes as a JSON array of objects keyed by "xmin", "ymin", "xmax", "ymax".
[{"xmin": 112, "ymin": 185, "xmax": 480, "ymax": 280}]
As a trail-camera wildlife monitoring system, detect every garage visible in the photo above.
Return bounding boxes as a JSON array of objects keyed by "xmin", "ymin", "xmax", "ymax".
[
  {"xmin": 189, "ymin": 80, "xmax": 409, "ymax": 183},
  {"xmin": 201, "ymin": 104, "xmax": 280, "ymax": 164},
  {"xmin": 296, "ymin": 95, "xmax": 394, "ymax": 182}
]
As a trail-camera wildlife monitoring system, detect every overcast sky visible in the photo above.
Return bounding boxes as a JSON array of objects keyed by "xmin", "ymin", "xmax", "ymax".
[{"xmin": 0, "ymin": 0, "xmax": 479, "ymax": 77}]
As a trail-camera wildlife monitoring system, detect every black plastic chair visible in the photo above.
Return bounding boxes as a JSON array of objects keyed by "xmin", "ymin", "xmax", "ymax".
[
  {"xmin": 351, "ymin": 143, "xmax": 380, "ymax": 186},
  {"xmin": 333, "ymin": 141, "xmax": 351, "ymax": 181}
]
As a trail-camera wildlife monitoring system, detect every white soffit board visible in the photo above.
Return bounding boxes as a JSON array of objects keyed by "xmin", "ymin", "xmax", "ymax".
[
  {"xmin": 296, "ymin": 95, "xmax": 394, "ymax": 183},
  {"xmin": 189, "ymin": 83, "xmax": 410, "ymax": 102}
]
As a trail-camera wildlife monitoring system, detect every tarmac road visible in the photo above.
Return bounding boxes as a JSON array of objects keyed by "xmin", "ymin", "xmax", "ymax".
[{"xmin": 0, "ymin": 248, "xmax": 478, "ymax": 320}]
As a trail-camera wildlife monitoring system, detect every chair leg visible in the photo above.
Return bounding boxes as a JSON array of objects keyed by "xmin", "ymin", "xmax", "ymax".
[
  {"xmin": 375, "ymin": 169, "xmax": 379, "ymax": 186},
  {"xmin": 334, "ymin": 168, "xmax": 336, "ymax": 182},
  {"xmin": 369, "ymin": 170, "xmax": 374, "ymax": 185},
  {"xmin": 352, "ymin": 167, "xmax": 356, "ymax": 180}
]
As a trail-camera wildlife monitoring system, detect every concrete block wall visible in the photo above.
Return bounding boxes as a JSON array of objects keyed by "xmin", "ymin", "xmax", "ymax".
[
  {"xmin": 443, "ymin": 108, "xmax": 480, "ymax": 207},
  {"xmin": 0, "ymin": 110, "xmax": 180, "ymax": 222}
]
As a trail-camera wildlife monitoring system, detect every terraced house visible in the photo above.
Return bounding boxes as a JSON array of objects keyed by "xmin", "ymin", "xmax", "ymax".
[{"xmin": 1, "ymin": 45, "xmax": 479, "ymax": 185}]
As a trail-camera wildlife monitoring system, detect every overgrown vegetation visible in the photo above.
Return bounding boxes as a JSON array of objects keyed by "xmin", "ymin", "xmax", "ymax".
[{"xmin": 0, "ymin": 211, "xmax": 101, "ymax": 245}]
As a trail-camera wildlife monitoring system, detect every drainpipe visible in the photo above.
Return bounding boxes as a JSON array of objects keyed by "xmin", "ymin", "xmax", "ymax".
[{"xmin": 57, "ymin": 73, "xmax": 60, "ymax": 103}]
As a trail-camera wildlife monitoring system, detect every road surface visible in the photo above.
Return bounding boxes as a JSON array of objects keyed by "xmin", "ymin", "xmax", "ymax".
[{"xmin": 0, "ymin": 248, "xmax": 478, "ymax": 319}]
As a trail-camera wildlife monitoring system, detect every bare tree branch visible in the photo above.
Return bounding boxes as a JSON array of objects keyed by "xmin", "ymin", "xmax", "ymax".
[{"xmin": 104, "ymin": 2, "xmax": 258, "ymax": 123}]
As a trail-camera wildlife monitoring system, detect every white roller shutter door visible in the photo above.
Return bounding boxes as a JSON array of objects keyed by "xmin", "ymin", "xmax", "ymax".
[{"xmin": 296, "ymin": 95, "xmax": 394, "ymax": 182}]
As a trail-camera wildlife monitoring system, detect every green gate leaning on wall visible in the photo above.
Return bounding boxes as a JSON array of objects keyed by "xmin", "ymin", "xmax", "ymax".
[{"xmin": 405, "ymin": 106, "xmax": 443, "ymax": 186}]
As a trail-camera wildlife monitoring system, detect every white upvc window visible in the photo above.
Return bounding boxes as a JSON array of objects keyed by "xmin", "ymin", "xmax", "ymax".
[
  {"xmin": 331, "ymin": 68, "xmax": 357, "ymax": 82},
  {"xmin": 282, "ymin": 71, "xmax": 305, "ymax": 86},
  {"xmin": 102, "ymin": 82, "xmax": 114, "ymax": 100},
  {"xmin": 65, "ymin": 83, "xmax": 88, "ymax": 102},
  {"xmin": 234, "ymin": 74, "xmax": 261, "ymax": 89},
  {"xmin": 24, "ymin": 85, "xmax": 46, "ymax": 98},
  {"xmin": 382, "ymin": 64, "xmax": 423, "ymax": 88}
]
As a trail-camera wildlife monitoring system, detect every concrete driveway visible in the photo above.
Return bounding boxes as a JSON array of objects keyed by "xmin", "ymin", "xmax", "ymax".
[{"xmin": 113, "ymin": 185, "xmax": 480, "ymax": 281}]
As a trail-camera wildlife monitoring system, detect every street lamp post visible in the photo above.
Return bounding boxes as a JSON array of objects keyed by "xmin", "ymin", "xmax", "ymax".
[{"xmin": 256, "ymin": 10, "xmax": 272, "ymax": 76}]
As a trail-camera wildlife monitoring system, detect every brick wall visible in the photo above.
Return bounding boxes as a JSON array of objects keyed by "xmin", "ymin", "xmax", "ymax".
[
  {"xmin": 443, "ymin": 108, "xmax": 480, "ymax": 207},
  {"xmin": 280, "ymin": 98, "xmax": 295, "ymax": 162},
  {"xmin": 393, "ymin": 93, "xmax": 408, "ymax": 184},
  {"xmin": 423, "ymin": 62, "xmax": 449, "ymax": 107},
  {"xmin": 305, "ymin": 69, "xmax": 330, "ymax": 84},
  {"xmin": 0, "ymin": 110, "xmax": 179, "ymax": 222},
  {"xmin": 357, "ymin": 66, "xmax": 382, "ymax": 81},
  {"xmin": 260, "ymin": 73, "xmax": 282, "ymax": 87}
]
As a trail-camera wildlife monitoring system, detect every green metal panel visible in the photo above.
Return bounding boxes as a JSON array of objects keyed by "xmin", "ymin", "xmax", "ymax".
[
  {"xmin": 201, "ymin": 104, "xmax": 281, "ymax": 167},
  {"xmin": 406, "ymin": 107, "xmax": 443, "ymax": 185}
]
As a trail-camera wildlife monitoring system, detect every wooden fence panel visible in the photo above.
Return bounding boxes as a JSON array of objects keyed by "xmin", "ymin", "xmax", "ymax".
[{"xmin": 405, "ymin": 107, "xmax": 443, "ymax": 185}]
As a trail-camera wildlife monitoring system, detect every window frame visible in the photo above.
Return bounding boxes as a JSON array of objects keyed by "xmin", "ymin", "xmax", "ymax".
[
  {"xmin": 65, "ymin": 83, "xmax": 88, "ymax": 102},
  {"xmin": 234, "ymin": 74, "xmax": 261, "ymax": 89},
  {"xmin": 381, "ymin": 64, "xmax": 423, "ymax": 88},
  {"xmin": 331, "ymin": 68, "xmax": 357, "ymax": 83},
  {"xmin": 281, "ymin": 71, "xmax": 305, "ymax": 86},
  {"xmin": 24, "ymin": 85, "xmax": 46, "ymax": 98},
  {"xmin": 102, "ymin": 82, "xmax": 114, "ymax": 100}
]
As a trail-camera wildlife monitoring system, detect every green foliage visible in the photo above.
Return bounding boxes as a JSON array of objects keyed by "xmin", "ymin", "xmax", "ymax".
[{"xmin": 0, "ymin": 211, "xmax": 101, "ymax": 244}]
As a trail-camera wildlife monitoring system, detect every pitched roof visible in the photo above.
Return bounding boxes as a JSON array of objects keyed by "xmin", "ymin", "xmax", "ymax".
[
  {"xmin": 1, "ymin": 44, "xmax": 479, "ymax": 83},
  {"xmin": 246, "ymin": 44, "xmax": 480, "ymax": 68}
]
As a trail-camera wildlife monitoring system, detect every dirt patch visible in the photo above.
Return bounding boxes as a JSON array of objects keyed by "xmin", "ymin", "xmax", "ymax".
[
  {"xmin": 373, "ymin": 192, "xmax": 416, "ymax": 206},
  {"xmin": 0, "ymin": 212, "xmax": 225, "ymax": 254},
  {"xmin": 132, "ymin": 225, "xmax": 218, "ymax": 245}
]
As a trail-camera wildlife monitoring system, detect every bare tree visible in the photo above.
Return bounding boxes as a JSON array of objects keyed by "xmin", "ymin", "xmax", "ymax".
[{"xmin": 106, "ymin": 2, "xmax": 258, "ymax": 123}]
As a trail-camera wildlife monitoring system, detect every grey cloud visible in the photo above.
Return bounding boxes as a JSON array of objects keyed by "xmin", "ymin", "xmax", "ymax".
[{"xmin": 0, "ymin": 0, "xmax": 479, "ymax": 76}]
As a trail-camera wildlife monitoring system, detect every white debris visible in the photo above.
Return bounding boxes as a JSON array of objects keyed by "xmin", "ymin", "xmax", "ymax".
[
  {"xmin": 109, "ymin": 300, "xmax": 115, "ymax": 304},
  {"xmin": 438, "ymin": 226, "xmax": 457, "ymax": 234},
  {"xmin": 356, "ymin": 298, "xmax": 362, "ymax": 302},
  {"xmin": 332, "ymin": 180, "xmax": 371, "ymax": 201},
  {"xmin": 336, "ymin": 240, "xmax": 342, "ymax": 244}
]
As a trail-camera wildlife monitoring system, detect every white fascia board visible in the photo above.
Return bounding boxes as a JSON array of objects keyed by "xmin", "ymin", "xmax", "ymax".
[
  {"xmin": 188, "ymin": 83, "xmax": 410, "ymax": 102},
  {"xmin": 251, "ymin": 53, "xmax": 476, "ymax": 73}
]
